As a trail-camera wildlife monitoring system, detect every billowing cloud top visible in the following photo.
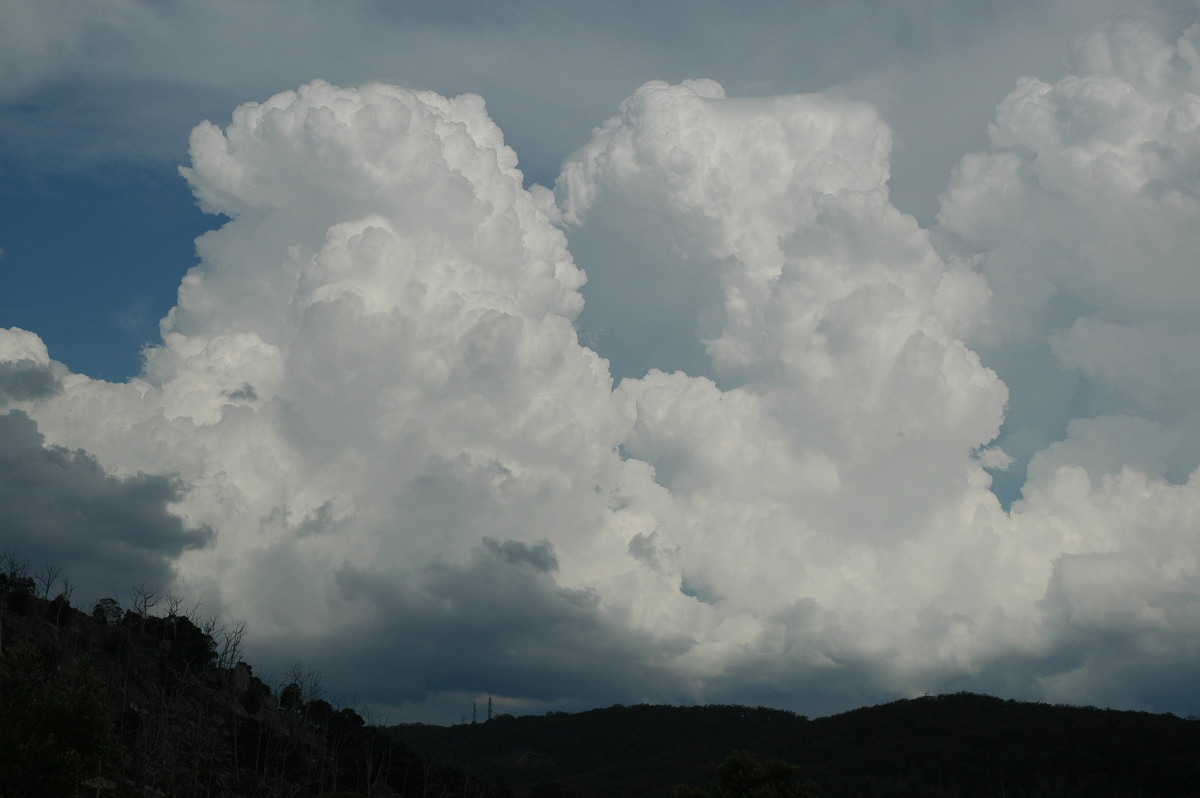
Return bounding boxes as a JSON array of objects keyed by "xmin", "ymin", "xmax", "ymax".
[
  {"xmin": 4, "ymin": 9, "xmax": 1200, "ymax": 719},
  {"xmin": 939, "ymin": 12, "xmax": 1200, "ymax": 490}
]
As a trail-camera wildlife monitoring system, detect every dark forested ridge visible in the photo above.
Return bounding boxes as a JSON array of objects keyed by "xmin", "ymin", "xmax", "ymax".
[
  {"xmin": 0, "ymin": 555, "xmax": 503, "ymax": 797},
  {"xmin": 393, "ymin": 694, "xmax": 1200, "ymax": 797},
  {"xmin": 4, "ymin": 553, "xmax": 1199, "ymax": 797}
]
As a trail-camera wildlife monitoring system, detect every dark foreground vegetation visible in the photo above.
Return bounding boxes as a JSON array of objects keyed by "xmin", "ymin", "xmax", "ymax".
[
  {"xmin": 0, "ymin": 554, "xmax": 502, "ymax": 797},
  {"xmin": 395, "ymin": 691, "xmax": 1200, "ymax": 797},
  {"xmin": 4, "ymin": 552, "xmax": 1199, "ymax": 797}
]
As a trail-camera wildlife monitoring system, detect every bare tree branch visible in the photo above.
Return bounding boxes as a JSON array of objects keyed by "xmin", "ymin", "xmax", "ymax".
[{"xmin": 34, "ymin": 560, "xmax": 62, "ymax": 600}]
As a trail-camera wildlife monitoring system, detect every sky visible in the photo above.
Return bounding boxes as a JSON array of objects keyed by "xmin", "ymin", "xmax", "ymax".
[{"xmin": 2, "ymin": 0, "xmax": 1200, "ymax": 723}]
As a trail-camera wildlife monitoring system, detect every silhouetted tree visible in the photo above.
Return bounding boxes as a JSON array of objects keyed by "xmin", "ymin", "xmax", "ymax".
[
  {"xmin": 0, "ymin": 642, "xmax": 118, "ymax": 796},
  {"xmin": 678, "ymin": 750, "xmax": 819, "ymax": 798},
  {"xmin": 280, "ymin": 681, "xmax": 304, "ymax": 713},
  {"xmin": 92, "ymin": 596, "xmax": 122, "ymax": 626}
]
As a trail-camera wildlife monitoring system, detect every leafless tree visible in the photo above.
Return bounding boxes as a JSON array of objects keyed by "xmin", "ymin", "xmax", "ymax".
[
  {"xmin": 164, "ymin": 590, "xmax": 184, "ymax": 618},
  {"xmin": 52, "ymin": 577, "xmax": 75, "ymax": 627},
  {"xmin": 164, "ymin": 590, "xmax": 205, "ymax": 622},
  {"xmin": 358, "ymin": 705, "xmax": 394, "ymax": 797},
  {"xmin": 284, "ymin": 661, "xmax": 325, "ymax": 705},
  {"xmin": 0, "ymin": 549, "xmax": 28, "ymax": 580},
  {"xmin": 219, "ymin": 619, "xmax": 248, "ymax": 669},
  {"xmin": 198, "ymin": 614, "xmax": 219, "ymax": 648},
  {"xmin": 35, "ymin": 560, "xmax": 63, "ymax": 599},
  {"xmin": 131, "ymin": 582, "xmax": 161, "ymax": 618}
]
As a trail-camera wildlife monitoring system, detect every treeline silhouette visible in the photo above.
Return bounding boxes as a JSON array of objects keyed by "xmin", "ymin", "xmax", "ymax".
[
  {"xmin": 394, "ymin": 690, "xmax": 1200, "ymax": 796},
  {"xmin": 0, "ymin": 553, "xmax": 505, "ymax": 797}
]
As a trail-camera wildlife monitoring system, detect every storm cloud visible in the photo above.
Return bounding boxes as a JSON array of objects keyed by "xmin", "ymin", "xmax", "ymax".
[{"xmin": 0, "ymin": 408, "xmax": 211, "ymax": 600}]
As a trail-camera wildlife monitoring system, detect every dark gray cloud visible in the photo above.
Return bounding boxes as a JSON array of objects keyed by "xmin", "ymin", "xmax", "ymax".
[
  {"xmin": 0, "ymin": 358, "xmax": 61, "ymax": 401},
  {"xmin": 481, "ymin": 537, "xmax": 559, "ymax": 573},
  {"xmin": 320, "ymin": 539, "xmax": 685, "ymax": 715},
  {"xmin": 0, "ymin": 410, "xmax": 212, "ymax": 601}
]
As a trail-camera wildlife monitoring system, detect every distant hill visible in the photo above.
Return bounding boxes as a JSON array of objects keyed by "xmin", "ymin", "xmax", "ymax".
[{"xmin": 393, "ymin": 694, "xmax": 1200, "ymax": 797}]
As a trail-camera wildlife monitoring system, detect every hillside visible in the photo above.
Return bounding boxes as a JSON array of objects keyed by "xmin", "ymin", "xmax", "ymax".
[
  {"xmin": 0, "ymin": 558, "xmax": 504, "ymax": 797},
  {"xmin": 393, "ymin": 694, "xmax": 1200, "ymax": 797}
]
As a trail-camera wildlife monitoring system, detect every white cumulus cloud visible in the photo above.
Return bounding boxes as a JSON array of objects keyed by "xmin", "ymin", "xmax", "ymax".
[{"xmin": 939, "ymin": 7, "xmax": 1200, "ymax": 489}]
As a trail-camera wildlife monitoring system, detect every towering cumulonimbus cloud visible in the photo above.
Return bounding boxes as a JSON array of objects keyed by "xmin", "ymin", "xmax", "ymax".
[
  {"xmin": 3, "ymin": 12, "xmax": 1200, "ymax": 717},
  {"xmin": 2, "ymin": 80, "xmax": 679, "ymax": 703},
  {"xmin": 555, "ymin": 79, "xmax": 1022, "ymax": 701}
]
